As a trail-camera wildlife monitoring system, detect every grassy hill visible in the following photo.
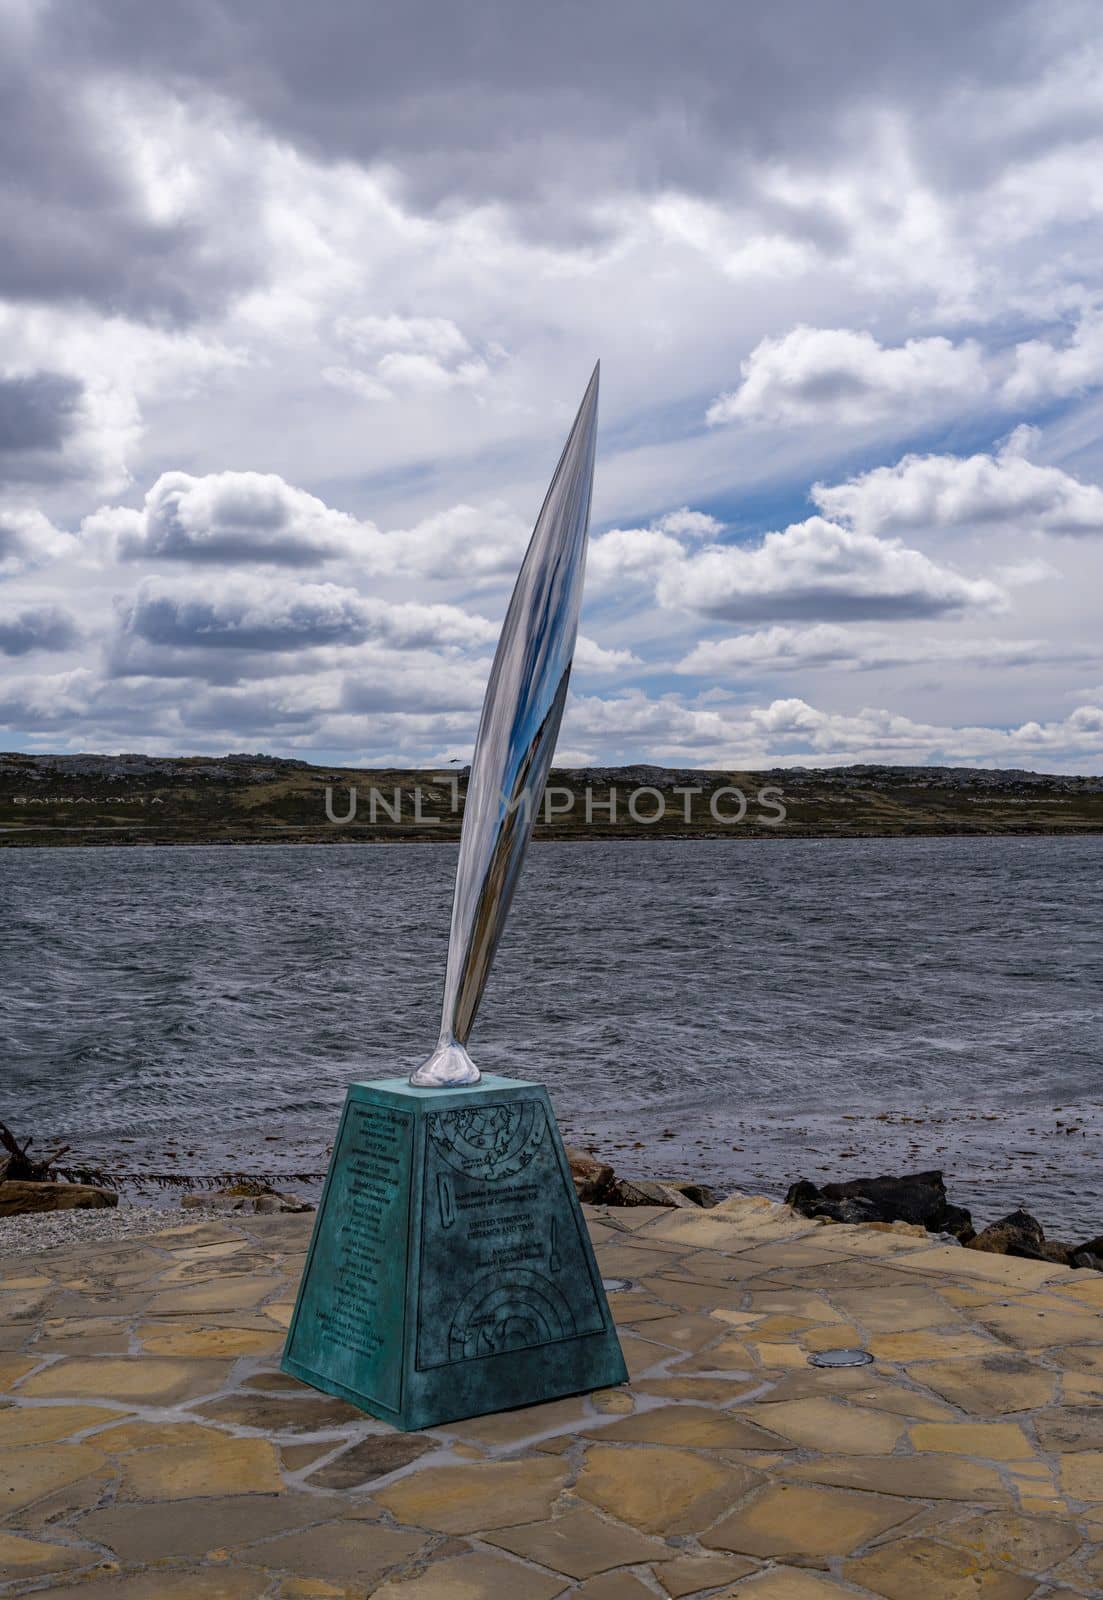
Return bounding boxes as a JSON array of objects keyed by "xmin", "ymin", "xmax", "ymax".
[{"xmin": 2, "ymin": 752, "xmax": 1102, "ymax": 845}]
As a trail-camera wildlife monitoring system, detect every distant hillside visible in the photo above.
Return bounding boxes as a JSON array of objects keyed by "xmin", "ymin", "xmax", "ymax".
[{"xmin": 2, "ymin": 752, "xmax": 1101, "ymax": 845}]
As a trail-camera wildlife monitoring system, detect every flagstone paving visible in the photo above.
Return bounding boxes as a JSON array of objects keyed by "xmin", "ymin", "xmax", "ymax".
[{"xmin": 3, "ymin": 1197, "xmax": 1103, "ymax": 1596}]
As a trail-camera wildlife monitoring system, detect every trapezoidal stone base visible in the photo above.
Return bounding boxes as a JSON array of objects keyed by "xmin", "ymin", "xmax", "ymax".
[{"xmin": 282, "ymin": 1073, "xmax": 627, "ymax": 1431}]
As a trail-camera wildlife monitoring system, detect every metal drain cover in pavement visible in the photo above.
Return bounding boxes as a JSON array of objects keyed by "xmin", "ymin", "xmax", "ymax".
[{"xmin": 809, "ymin": 1347, "xmax": 873, "ymax": 1368}]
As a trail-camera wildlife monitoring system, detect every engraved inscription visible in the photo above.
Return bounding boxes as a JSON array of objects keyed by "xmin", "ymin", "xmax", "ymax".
[{"xmin": 291, "ymin": 1100, "xmax": 412, "ymax": 1412}]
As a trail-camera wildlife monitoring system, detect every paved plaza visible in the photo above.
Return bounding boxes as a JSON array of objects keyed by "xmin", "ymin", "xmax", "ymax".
[{"xmin": 3, "ymin": 1194, "xmax": 1103, "ymax": 1597}]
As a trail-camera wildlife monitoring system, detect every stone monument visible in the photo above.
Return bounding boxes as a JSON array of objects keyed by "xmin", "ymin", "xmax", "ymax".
[{"xmin": 283, "ymin": 366, "xmax": 627, "ymax": 1429}]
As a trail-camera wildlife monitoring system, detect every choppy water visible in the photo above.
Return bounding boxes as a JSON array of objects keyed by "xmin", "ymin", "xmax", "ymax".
[{"xmin": 3, "ymin": 838, "xmax": 1102, "ymax": 1237}]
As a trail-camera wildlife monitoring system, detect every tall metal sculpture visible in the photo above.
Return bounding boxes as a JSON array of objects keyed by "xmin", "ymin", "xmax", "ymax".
[
  {"xmin": 412, "ymin": 362, "xmax": 599, "ymax": 1086},
  {"xmin": 283, "ymin": 367, "xmax": 626, "ymax": 1430}
]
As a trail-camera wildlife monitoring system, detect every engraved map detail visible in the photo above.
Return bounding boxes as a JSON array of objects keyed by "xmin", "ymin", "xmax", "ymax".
[
  {"xmin": 416, "ymin": 1094, "xmax": 606, "ymax": 1372},
  {"xmin": 427, "ymin": 1100, "xmax": 546, "ymax": 1180},
  {"xmin": 447, "ymin": 1269, "xmax": 576, "ymax": 1361}
]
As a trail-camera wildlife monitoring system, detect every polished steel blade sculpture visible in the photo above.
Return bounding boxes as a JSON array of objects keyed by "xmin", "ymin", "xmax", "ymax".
[
  {"xmin": 284, "ymin": 365, "xmax": 627, "ymax": 1426},
  {"xmin": 410, "ymin": 364, "xmax": 599, "ymax": 1087}
]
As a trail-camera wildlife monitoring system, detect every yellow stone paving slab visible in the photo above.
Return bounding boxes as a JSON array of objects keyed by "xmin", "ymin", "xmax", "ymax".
[
  {"xmin": 654, "ymin": 1552, "xmax": 758, "ymax": 1596},
  {"xmin": 743, "ymin": 1290, "xmax": 846, "ymax": 1322},
  {"xmin": 1060, "ymin": 1371, "xmax": 1103, "ymax": 1405},
  {"xmin": 574, "ymin": 1441, "xmax": 759, "ymax": 1534},
  {"xmin": 77, "ymin": 1493, "xmax": 332, "ymax": 1564},
  {"xmin": 0, "ymin": 1528, "xmax": 97, "ymax": 1579},
  {"xmin": 914, "ymin": 1355, "xmax": 1058, "ymax": 1415},
  {"xmin": 117, "ymin": 1427, "xmax": 283, "ymax": 1500},
  {"xmin": 616, "ymin": 1329, "xmax": 672, "ymax": 1377},
  {"xmin": 941, "ymin": 1507, "xmax": 1082, "ymax": 1571},
  {"xmin": 1058, "ymin": 1450, "xmax": 1103, "ymax": 1500},
  {"xmin": 674, "ymin": 1335, "xmax": 756, "ymax": 1371},
  {"xmin": 975, "ymin": 1299, "xmax": 1103, "ymax": 1349},
  {"xmin": 0, "ymin": 1401, "xmax": 130, "ymax": 1444},
  {"xmin": 782, "ymin": 1451, "xmax": 1010, "ymax": 1501},
  {"xmin": 891, "ymin": 1245, "xmax": 1068, "ymax": 1289},
  {"xmin": 0, "ymin": 1354, "xmax": 36, "ymax": 1389},
  {"xmin": 435, "ymin": 1393, "xmax": 591, "ymax": 1447},
  {"xmin": 7, "ymin": 1570, "xmax": 271, "ymax": 1599},
  {"xmin": 582, "ymin": 1403, "xmax": 789, "ymax": 1452},
  {"xmin": 739, "ymin": 1396, "xmax": 908, "ymax": 1455},
  {"xmin": 745, "ymin": 1341, "xmax": 810, "ymax": 1368},
  {"xmin": 1035, "ymin": 1407, "xmax": 1103, "ymax": 1452},
  {"xmin": 711, "ymin": 1308, "xmax": 767, "ymax": 1328},
  {"xmin": 630, "ymin": 1311, "xmax": 733, "ymax": 1352},
  {"xmin": 605, "ymin": 1295, "xmax": 674, "ymax": 1323},
  {"xmin": 831, "ymin": 1285, "xmax": 966, "ymax": 1333},
  {"xmin": 137, "ymin": 1322, "xmax": 285, "ymax": 1357},
  {"xmin": 482, "ymin": 1503, "xmax": 672, "ymax": 1578},
  {"xmin": 0, "ymin": 1442, "xmax": 109, "ymax": 1513},
  {"xmin": 372, "ymin": 1457, "xmax": 568, "ymax": 1533},
  {"xmin": 701, "ymin": 1480, "xmax": 915, "ymax": 1558},
  {"xmin": 726, "ymin": 1572, "xmax": 859, "ymax": 1598},
  {"xmin": 147, "ymin": 1274, "xmax": 285, "ymax": 1316},
  {"xmin": 634, "ymin": 1375, "xmax": 759, "ymax": 1403},
  {"xmin": 845, "ymin": 1535, "xmax": 1039, "ymax": 1598},
  {"xmin": 909, "ymin": 1421, "xmax": 1033, "ymax": 1459},
  {"xmin": 801, "ymin": 1324, "xmax": 865, "ymax": 1352},
  {"xmin": 747, "ymin": 1368, "xmax": 957, "ymax": 1419},
  {"xmin": 867, "ymin": 1328, "xmax": 1004, "ymax": 1362},
  {"xmin": 572, "ymin": 1573, "xmax": 656, "ymax": 1600},
  {"xmin": 241, "ymin": 1521, "xmax": 428, "ymax": 1586},
  {"xmin": 372, "ymin": 1550, "xmax": 567, "ymax": 1600},
  {"xmin": 639, "ymin": 1274, "xmax": 762, "ymax": 1311},
  {"xmin": 1051, "ymin": 1275, "xmax": 1103, "ymax": 1308},
  {"xmin": 20, "ymin": 1355, "xmax": 233, "ymax": 1404},
  {"xmin": 735, "ymin": 1243, "xmax": 847, "ymax": 1269},
  {"xmin": 598, "ymin": 1245, "xmax": 696, "ymax": 1278}
]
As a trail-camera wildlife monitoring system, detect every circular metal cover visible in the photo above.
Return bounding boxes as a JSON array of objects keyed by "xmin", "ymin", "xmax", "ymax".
[{"xmin": 808, "ymin": 1347, "xmax": 874, "ymax": 1368}]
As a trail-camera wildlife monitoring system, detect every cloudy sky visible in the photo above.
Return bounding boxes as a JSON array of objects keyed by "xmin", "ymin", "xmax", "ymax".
[{"xmin": 3, "ymin": 0, "xmax": 1103, "ymax": 771}]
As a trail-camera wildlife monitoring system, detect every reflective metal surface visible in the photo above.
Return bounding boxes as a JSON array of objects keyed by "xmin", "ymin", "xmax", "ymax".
[{"xmin": 410, "ymin": 365, "xmax": 599, "ymax": 1087}]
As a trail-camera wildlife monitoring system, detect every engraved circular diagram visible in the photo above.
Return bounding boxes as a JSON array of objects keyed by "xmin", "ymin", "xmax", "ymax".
[
  {"xmin": 447, "ymin": 1268, "xmax": 577, "ymax": 1361},
  {"xmin": 428, "ymin": 1101, "xmax": 546, "ymax": 1181}
]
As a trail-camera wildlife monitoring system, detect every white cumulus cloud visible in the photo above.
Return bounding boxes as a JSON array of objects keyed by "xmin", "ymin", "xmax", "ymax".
[
  {"xmin": 814, "ymin": 433, "xmax": 1103, "ymax": 538},
  {"xmin": 707, "ymin": 326, "xmax": 988, "ymax": 426},
  {"xmin": 657, "ymin": 516, "xmax": 1002, "ymax": 622}
]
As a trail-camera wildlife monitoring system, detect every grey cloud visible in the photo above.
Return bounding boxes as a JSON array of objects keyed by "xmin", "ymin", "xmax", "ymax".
[
  {"xmin": 122, "ymin": 583, "xmax": 370, "ymax": 652},
  {"xmin": 0, "ymin": 605, "xmax": 81, "ymax": 657},
  {"xmin": 41, "ymin": 1, "xmax": 1035, "ymax": 235},
  {"xmin": 0, "ymin": 32, "xmax": 257, "ymax": 322},
  {"xmin": 0, "ymin": 373, "xmax": 82, "ymax": 455}
]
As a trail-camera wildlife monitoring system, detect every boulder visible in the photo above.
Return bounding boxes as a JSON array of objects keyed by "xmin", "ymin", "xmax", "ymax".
[
  {"xmin": 966, "ymin": 1209, "xmax": 1049, "ymax": 1259},
  {"xmin": 0, "ymin": 1180, "xmax": 117, "ymax": 1217},
  {"xmin": 565, "ymin": 1146, "xmax": 617, "ymax": 1205},
  {"xmin": 785, "ymin": 1171, "xmax": 974, "ymax": 1241},
  {"xmin": 181, "ymin": 1187, "xmax": 314, "ymax": 1214},
  {"xmin": 1068, "ymin": 1235, "xmax": 1103, "ymax": 1271},
  {"xmin": 611, "ymin": 1178, "xmax": 698, "ymax": 1208}
]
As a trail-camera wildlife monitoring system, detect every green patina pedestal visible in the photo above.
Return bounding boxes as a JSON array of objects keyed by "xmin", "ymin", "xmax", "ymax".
[{"xmin": 282, "ymin": 1074, "xmax": 627, "ymax": 1431}]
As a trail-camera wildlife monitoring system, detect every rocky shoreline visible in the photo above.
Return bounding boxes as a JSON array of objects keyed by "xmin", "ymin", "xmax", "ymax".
[
  {"xmin": 567, "ymin": 1147, "xmax": 1103, "ymax": 1273},
  {"xmin": 6, "ymin": 1121, "xmax": 1103, "ymax": 1277}
]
